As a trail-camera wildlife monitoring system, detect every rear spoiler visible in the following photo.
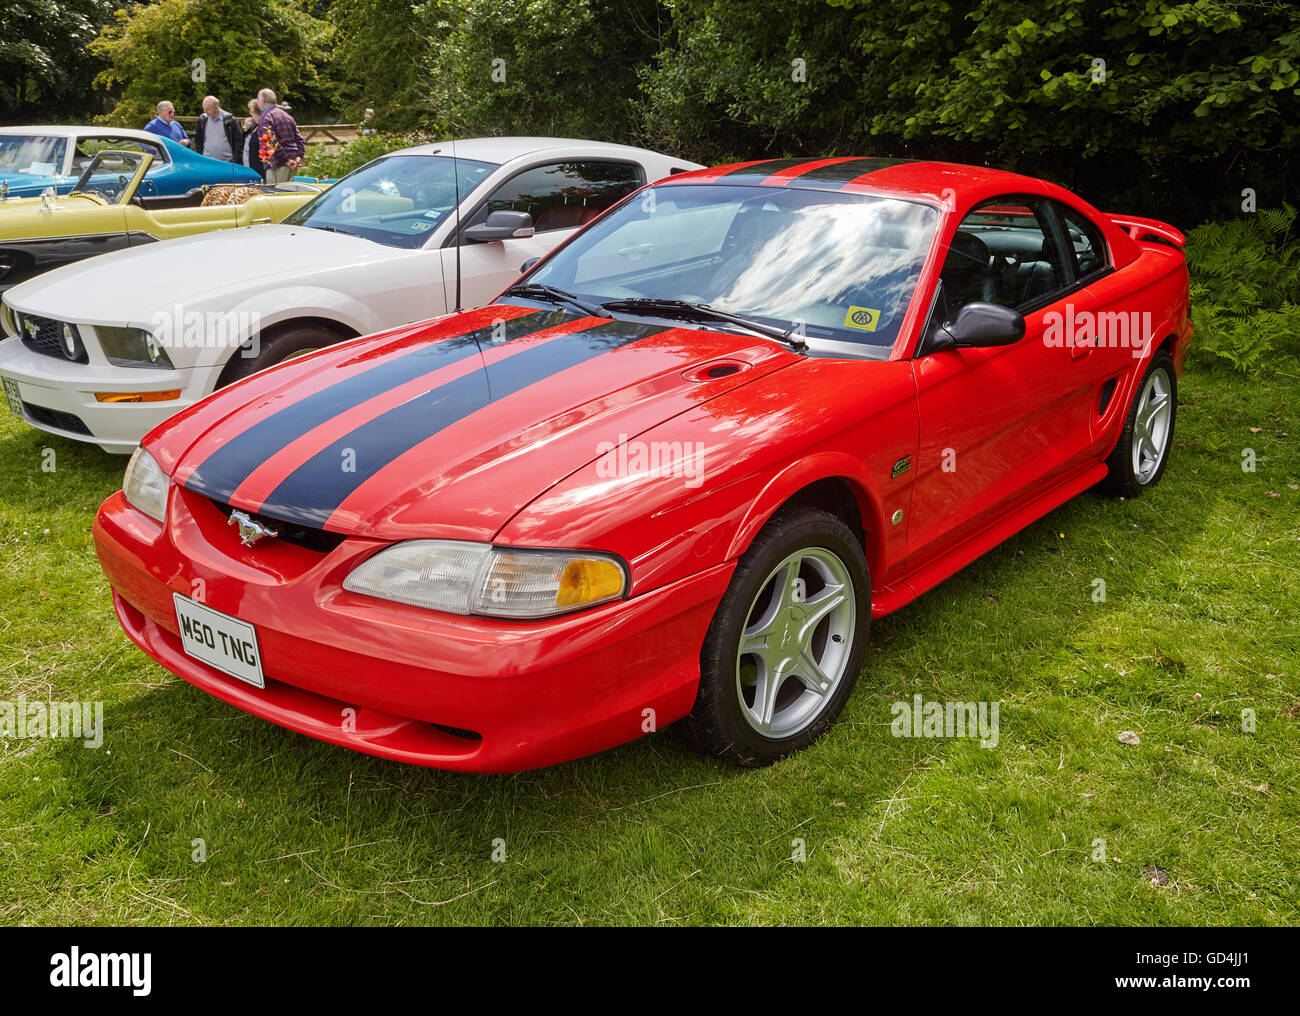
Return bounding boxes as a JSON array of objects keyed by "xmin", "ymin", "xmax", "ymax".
[{"xmin": 1107, "ymin": 214, "xmax": 1185, "ymax": 248}]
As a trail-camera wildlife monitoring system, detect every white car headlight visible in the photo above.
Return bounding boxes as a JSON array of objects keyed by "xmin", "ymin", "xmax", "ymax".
[
  {"xmin": 0, "ymin": 300, "xmax": 14, "ymax": 338},
  {"xmin": 343, "ymin": 540, "xmax": 628, "ymax": 619},
  {"xmin": 123, "ymin": 447, "xmax": 169, "ymax": 522}
]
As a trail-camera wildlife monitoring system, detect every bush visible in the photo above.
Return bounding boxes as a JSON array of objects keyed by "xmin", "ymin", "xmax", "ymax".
[
  {"xmin": 300, "ymin": 131, "xmax": 433, "ymax": 179},
  {"xmin": 1186, "ymin": 206, "xmax": 1300, "ymax": 373}
]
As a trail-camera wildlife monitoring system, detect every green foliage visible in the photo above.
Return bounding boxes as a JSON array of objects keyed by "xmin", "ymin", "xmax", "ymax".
[
  {"xmin": 327, "ymin": 0, "xmax": 447, "ymax": 129},
  {"xmin": 432, "ymin": 0, "xmax": 666, "ymax": 141},
  {"xmin": 301, "ymin": 131, "xmax": 434, "ymax": 178},
  {"xmin": 323, "ymin": 0, "xmax": 666, "ymax": 140},
  {"xmin": 1186, "ymin": 205, "xmax": 1300, "ymax": 373},
  {"xmin": 89, "ymin": 0, "xmax": 335, "ymax": 126},
  {"xmin": 638, "ymin": 0, "xmax": 1300, "ymax": 166},
  {"xmin": 0, "ymin": 0, "xmax": 114, "ymax": 121}
]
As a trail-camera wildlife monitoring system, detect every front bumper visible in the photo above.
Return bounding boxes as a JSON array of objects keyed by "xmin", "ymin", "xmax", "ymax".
[
  {"xmin": 93, "ymin": 485, "xmax": 734, "ymax": 772},
  {"xmin": 0, "ymin": 335, "xmax": 194, "ymax": 453}
]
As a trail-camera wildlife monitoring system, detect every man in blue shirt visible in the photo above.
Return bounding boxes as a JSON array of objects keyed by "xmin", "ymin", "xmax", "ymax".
[{"xmin": 143, "ymin": 101, "xmax": 190, "ymax": 147}]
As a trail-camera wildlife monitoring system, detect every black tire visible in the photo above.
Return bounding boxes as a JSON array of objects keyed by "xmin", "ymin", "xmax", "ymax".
[
  {"xmin": 674, "ymin": 505, "xmax": 870, "ymax": 767},
  {"xmin": 1099, "ymin": 349, "xmax": 1177, "ymax": 498},
  {"xmin": 217, "ymin": 324, "xmax": 339, "ymax": 388}
]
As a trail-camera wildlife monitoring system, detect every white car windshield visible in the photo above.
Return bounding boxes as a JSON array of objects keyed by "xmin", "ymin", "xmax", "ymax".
[
  {"xmin": 283, "ymin": 154, "xmax": 499, "ymax": 248},
  {"xmin": 0, "ymin": 135, "xmax": 68, "ymax": 176},
  {"xmin": 520, "ymin": 183, "xmax": 940, "ymax": 353}
]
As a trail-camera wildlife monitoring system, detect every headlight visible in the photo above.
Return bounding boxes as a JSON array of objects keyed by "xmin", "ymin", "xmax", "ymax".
[
  {"xmin": 97, "ymin": 326, "xmax": 172, "ymax": 369},
  {"xmin": 343, "ymin": 540, "xmax": 628, "ymax": 619},
  {"xmin": 0, "ymin": 300, "xmax": 14, "ymax": 338},
  {"xmin": 122, "ymin": 447, "xmax": 169, "ymax": 522}
]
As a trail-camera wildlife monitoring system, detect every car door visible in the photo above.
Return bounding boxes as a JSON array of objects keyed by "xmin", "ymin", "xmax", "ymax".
[
  {"xmin": 442, "ymin": 160, "xmax": 645, "ymax": 308},
  {"xmin": 906, "ymin": 195, "xmax": 1088, "ymax": 566},
  {"xmin": 1046, "ymin": 200, "xmax": 1134, "ymax": 452}
]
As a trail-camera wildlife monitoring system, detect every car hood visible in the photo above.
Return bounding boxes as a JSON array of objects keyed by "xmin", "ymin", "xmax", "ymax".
[
  {"xmin": 2, "ymin": 224, "xmax": 402, "ymax": 326},
  {"xmin": 157, "ymin": 304, "xmax": 802, "ymax": 542},
  {"xmin": 0, "ymin": 192, "xmax": 108, "ymax": 221}
]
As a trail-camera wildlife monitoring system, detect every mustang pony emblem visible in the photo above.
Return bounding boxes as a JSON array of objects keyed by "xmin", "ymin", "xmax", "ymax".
[{"xmin": 228, "ymin": 509, "xmax": 278, "ymax": 546}]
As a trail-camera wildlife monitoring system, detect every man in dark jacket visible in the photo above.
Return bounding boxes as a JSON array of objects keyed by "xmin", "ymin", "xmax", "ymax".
[{"xmin": 195, "ymin": 96, "xmax": 244, "ymax": 164}]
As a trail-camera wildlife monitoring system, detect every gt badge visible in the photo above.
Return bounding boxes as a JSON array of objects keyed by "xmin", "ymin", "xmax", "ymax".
[
  {"xmin": 229, "ymin": 509, "xmax": 279, "ymax": 547},
  {"xmin": 891, "ymin": 454, "xmax": 912, "ymax": 479},
  {"xmin": 843, "ymin": 306, "xmax": 880, "ymax": 331}
]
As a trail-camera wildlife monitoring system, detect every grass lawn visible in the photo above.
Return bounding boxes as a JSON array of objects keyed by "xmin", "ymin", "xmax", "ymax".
[{"xmin": 0, "ymin": 366, "xmax": 1296, "ymax": 926}]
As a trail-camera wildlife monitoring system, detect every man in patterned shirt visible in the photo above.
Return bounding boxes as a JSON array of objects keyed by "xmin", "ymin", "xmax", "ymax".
[{"xmin": 256, "ymin": 89, "xmax": 305, "ymax": 184}]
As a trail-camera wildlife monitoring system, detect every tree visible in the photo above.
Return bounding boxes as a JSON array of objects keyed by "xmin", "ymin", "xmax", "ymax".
[
  {"xmin": 637, "ymin": 0, "xmax": 1300, "ymax": 221},
  {"xmin": 90, "ymin": 0, "xmax": 334, "ymax": 126},
  {"xmin": 0, "ymin": 0, "xmax": 115, "ymax": 122}
]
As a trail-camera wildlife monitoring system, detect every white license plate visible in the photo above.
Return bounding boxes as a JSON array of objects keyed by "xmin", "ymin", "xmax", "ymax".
[
  {"xmin": 173, "ymin": 593, "xmax": 265, "ymax": 689},
  {"xmin": 2, "ymin": 376, "xmax": 21, "ymax": 417}
]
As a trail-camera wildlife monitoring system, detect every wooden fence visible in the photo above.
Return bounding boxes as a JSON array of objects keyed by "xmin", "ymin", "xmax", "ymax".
[{"xmin": 174, "ymin": 119, "xmax": 362, "ymax": 153}]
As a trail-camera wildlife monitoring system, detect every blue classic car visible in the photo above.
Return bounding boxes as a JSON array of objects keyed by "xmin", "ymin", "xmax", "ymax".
[{"xmin": 0, "ymin": 126, "xmax": 260, "ymax": 199}]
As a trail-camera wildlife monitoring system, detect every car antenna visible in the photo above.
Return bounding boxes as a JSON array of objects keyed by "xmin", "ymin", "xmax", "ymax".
[{"xmin": 451, "ymin": 133, "xmax": 463, "ymax": 314}]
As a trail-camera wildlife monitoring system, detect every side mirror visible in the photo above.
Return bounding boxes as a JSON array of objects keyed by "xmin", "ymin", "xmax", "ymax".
[
  {"xmin": 520, "ymin": 256, "xmax": 541, "ymax": 274},
  {"xmin": 940, "ymin": 302, "xmax": 1025, "ymax": 349},
  {"xmin": 462, "ymin": 210, "xmax": 535, "ymax": 243}
]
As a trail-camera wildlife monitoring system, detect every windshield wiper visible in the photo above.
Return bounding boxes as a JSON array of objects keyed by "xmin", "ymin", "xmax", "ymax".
[
  {"xmin": 500, "ymin": 283, "xmax": 604, "ymax": 318},
  {"xmin": 598, "ymin": 298, "xmax": 807, "ymax": 352}
]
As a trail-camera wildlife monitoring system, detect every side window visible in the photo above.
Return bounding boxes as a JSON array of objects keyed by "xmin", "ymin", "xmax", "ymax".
[
  {"xmin": 938, "ymin": 197, "xmax": 1069, "ymax": 319},
  {"xmin": 468, "ymin": 161, "xmax": 643, "ymax": 235},
  {"xmin": 1056, "ymin": 204, "xmax": 1109, "ymax": 280},
  {"xmin": 73, "ymin": 136, "xmax": 166, "ymax": 174}
]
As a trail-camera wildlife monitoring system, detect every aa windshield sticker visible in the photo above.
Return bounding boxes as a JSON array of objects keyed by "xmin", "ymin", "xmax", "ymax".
[{"xmin": 843, "ymin": 306, "xmax": 881, "ymax": 331}]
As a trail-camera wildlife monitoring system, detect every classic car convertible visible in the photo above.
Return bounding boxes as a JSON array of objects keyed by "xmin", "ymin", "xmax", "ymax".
[
  {"xmin": 0, "ymin": 150, "xmax": 326, "ymax": 287},
  {"xmin": 0, "ymin": 125, "xmax": 259, "ymax": 199},
  {"xmin": 91, "ymin": 156, "xmax": 1191, "ymax": 772}
]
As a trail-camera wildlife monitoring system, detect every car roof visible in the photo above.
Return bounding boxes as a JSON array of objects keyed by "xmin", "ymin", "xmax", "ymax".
[
  {"xmin": 663, "ymin": 157, "xmax": 1053, "ymax": 206},
  {"xmin": 0, "ymin": 125, "xmax": 167, "ymax": 142},
  {"xmin": 392, "ymin": 136, "xmax": 681, "ymax": 165}
]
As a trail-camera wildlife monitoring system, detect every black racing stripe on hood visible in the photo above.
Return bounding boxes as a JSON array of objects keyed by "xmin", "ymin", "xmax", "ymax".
[
  {"xmin": 254, "ymin": 319, "xmax": 668, "ymax": 529},
  {"xmin": 784, "ymin": 157, "xmax": 914, "ymax": 189},
  {"xmin": 184, "ymin": 310, "xmax": 573, "ymax": 505}
]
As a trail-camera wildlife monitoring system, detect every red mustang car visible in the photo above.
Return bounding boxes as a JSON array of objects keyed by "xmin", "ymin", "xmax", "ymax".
[{"xmin": 93, "ymin": 157, "xmax": 1191, "ymax": 771}]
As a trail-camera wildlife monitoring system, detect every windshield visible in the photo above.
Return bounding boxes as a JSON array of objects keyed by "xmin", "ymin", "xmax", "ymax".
[
  {"xmin": 70, "ymin": 150, "xmax": 146, "ymax": 203},
  {"xmin": 521, "ymin": 183, "xmax": 939, "ymax": 353},
  {"xmin": 0, "ymin": 135, "xmax": 68, "ymax": 176},
  {"xmin": 283, "ymin": 153, "xmax": 498, "ymax": 248}
]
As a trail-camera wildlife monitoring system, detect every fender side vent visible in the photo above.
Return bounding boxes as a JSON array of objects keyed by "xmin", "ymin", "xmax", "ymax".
[{"xmin": 1098, "ymin": 378, "xmax": 1117, "ymax": 415}]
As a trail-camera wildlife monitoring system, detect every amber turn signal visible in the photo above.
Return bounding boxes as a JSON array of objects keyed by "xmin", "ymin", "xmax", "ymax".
[{"xmin": 94, "ymin": 390, "xmax": 181, "ymax": 403}]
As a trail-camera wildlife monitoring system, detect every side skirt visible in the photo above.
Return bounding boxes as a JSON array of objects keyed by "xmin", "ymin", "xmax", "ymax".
[{"xmin": 871, "ymin": 461, "xmax": 1109, "ymax": 618}]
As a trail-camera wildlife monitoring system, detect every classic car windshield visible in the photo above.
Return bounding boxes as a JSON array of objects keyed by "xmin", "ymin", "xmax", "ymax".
[
  {"xmin": 0, "ymin": 135, "xmax": 68, "ymax": 176},
  {"xmin": 70, "ymin": 151, "xmax": 147, "ymax": 203},
  {"xmin": 283, "ymin": 153, "xmax": 499, "ymax": 248},
  {"xmin": 523, "ymin": 183, "xmax": 940, "ymax": 352}
]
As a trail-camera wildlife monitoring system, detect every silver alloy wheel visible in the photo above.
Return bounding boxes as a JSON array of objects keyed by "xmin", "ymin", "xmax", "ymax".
[
  {"xmin": 735, "ymin": 546, "xmax": 856, "ymax": 738},
  {"xmin": 1131, "ymin": 367, "xmax": 1173, "ymax": 484}
]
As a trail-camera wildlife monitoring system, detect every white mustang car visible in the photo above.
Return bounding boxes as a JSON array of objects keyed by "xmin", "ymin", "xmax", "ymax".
[{"xmin": 0, "ymin": 137, "xmax": 698, "ymax": 452}]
